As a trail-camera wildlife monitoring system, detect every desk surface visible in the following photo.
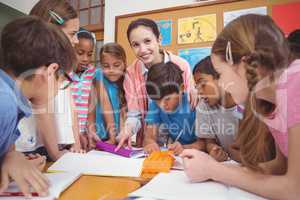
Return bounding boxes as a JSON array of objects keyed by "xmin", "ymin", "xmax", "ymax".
[
  {"xmin": 44, "ymin": 162, "xmax": 143, "ymax": 200},
  {"xmin": 59, "ymin": 175, "xmax": 141, "ymax": 200}
]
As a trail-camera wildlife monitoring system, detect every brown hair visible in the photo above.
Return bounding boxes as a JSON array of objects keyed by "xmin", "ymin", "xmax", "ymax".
[
  {"xmin": 287, "ymin": 29, "xmax": 300, "ymax": 59},
  {"xmin": 1, "ymin": 16, "xmax": 76, "ymax": 77},
  {"xmin": 236, "ymin": 95, "xmax": 276, "ymax": 171},
  {"xmin": 146, "ymin": 61, "xmax": 183, "ymax": 100},
  {"xmin": 99, "ymin": 42, "xmax": 127, "ymax": 108},
  {"xmin": 30, "ymin": 0, "xmax": 77, "ymax": 26},
  {"xmin": 127, "ymin": 18, "xmax": 160, "ymax": 42},
  {"xmin": 212, "ymin": 14, "xmax": 289, "ymax": 170}
]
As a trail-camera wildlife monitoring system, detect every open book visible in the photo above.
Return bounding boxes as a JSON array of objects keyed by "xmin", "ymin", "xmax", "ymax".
[
  {"xmin": 129, "ymin": 170, "xmax": 267, "ymax": 200},
  {"xmin": 2, "ymin": 172, "xmax": 80, "ymax": 200},
  {"xmin": 48, "ymin": 152, "xmax": 144, "ymax": 177}
]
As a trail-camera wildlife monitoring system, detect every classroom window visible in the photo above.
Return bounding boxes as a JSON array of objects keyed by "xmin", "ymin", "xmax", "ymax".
[
  {"xmin": 68, "ymin": 0, "xmax": 105, "ymax": 31},
  {"xmin": 68, "ymin": 0, "xmax": 105, "ymax": 66}
]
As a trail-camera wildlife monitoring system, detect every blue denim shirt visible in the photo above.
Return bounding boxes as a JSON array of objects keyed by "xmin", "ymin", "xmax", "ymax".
[{"xmin": 0, "ymin": 69, "xmax": 31, "ymax": 159}]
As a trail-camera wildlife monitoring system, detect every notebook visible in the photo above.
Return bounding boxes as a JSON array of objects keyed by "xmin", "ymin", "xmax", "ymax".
[
  {"xmin": 48, "ymin": 152, "xmax": 144, "ymax": 177},
  {"xmin": 96, "ymin": 141, "xmax": 146, "ymax": 158},
  {"xmin": 129, "ymin": 170, "xmax": 267, "ymax": 200},
  {"xmin": 1, "ymin": 172, "xmax": 80, "ymax": 200}
]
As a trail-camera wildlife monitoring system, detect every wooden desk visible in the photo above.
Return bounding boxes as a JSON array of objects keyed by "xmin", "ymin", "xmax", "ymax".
[
  {"xmin": 59, "ymin": 175, "xmax": 141, "ymax": 200},
  {"xmin": 45, "ymin": 163, "xmax": 144, "ymax": 200}
]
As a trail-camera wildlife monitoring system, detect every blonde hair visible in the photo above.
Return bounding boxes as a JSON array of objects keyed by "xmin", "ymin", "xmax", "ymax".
[{"xmin": 236, "ymin": 95, "xmax": 275, "ymax": 171}]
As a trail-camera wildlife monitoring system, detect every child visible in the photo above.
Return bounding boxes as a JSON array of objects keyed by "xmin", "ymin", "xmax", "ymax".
[
  {"xmin": 16, "ymin": 0, "xmax": 82, "ymax": 160},
  {"xmin": 181, "ymin": 14, "xmax": 300, "ymax": 200},
  {"xmin": 0, "ymin": 16, "xmax": 76, "ymax": 197},
  {"xmin": 72, "ymin": 29, "xmax": 98, "ymax": 149},
  {"xmin": 90, "ymin": 43, "xmax": 127, "ymax": 144},
  {"xmin": 117, "ymin": 18, "xmax": 197, "ymax": 150},
  {"xmin": 193, "ymin": 56, "xmax": 240, "ymax": 162},
  {"xmin": 144, "ymin": 61, "xmax": 205, "ymax": 155}
]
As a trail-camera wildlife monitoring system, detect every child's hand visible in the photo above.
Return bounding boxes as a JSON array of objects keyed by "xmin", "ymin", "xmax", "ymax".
[
  {"xmin": 25, "ymin": 154, "xmax": 47, "ymax": 172},
  {"xmin": 116, "ymin": 127, "xmax": 132, "ymax": 151},
  {"xmin": 107, "ymin": 136, "xmax": 117, "ymax": 145},
  {"xmin": 144, "ymin": 143, "xmax": 160, "ymax": 154},
  {"xmin": 70, "ymin": 144, "xmax": 86, "ymax": 154},
  {"xmin": 168, "ymin": 142, "xmax": 184, "ymax": 155},
  {"xmin": 208, "ymin": 144, "xmax": 228, "ymax": 162},
  {"xmin": 228, "ymin": 143, "xmax": 241, "ymax": 162},
  {"xmin": 0, "ymin": 151, "xmax": 50, "ymax": 198},
  {"xmin": 189, "ymin": 88, "xmax": 199, "ymax": 109},
  {"xmin": 180, "ymin": 149, "xmax": 218, "ymax": 182},
  {"xmin": 87, "ymin": 133, "xmax": 101, "ymax": 150},
  {"xmin": 80, "ymin": 133, "xmax": 89, "ymax": 150}
]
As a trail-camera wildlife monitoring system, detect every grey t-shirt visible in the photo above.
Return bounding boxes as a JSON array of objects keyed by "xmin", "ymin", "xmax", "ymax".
[{"xmin": 195, "ymin": 101, "xmax": 240, "ymax": 152}]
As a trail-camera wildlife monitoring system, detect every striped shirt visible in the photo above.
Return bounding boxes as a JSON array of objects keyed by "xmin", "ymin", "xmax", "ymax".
[{"xmin": 71, "ymin": 64, "xmax": 96, "ymax": 133}]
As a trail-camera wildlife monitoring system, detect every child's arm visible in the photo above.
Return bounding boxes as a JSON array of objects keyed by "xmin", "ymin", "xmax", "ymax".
[
  {"xmin": 86, "ymin": 83, "xmax": 100, "ymax": 150},
  {"xmin": 181, "ymin": 124, "xmax": 300, "ymax": 200},
  {"xmin": 0, "ymin": 145, "xmax": 49, "ymax": 197},
  {"xmin": 206, "ymin": 138, "xmax": 228, "ymax": 162},
  {"xmin": 168, "ymin": 139, "xmax": 206, "ymax": 156},
  {"xmin": 143, "ymin": 124, "xmax": 160, "ymax": 153},
  {"xmin": 34, "ymin": 110, "xmax": 66, "ymax": 161},
  {"xmin": 183, "ymin": 138, "xmax": 206, "ymax": 151},
  {"xmin": 96, "ymin": 80, "xmax": 117, "ymax": 144},
  {"xmin": 69, "ymin": 90, "xmax": 84, "ymax": 153}
]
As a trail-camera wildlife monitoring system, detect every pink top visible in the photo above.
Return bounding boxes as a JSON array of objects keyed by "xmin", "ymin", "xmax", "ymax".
[
  {"xmin": 124, "ymin": 51, "xmax": 194, "ymax": 120},
  {"xmin": 264, "ymin": 59, "xmax": 300, "ymax": 157}
]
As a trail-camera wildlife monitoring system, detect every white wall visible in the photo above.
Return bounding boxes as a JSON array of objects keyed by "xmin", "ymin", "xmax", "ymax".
[
  {"xmin": 104, "ymin": 0, "xmax": 201, "ymax": 43},
  {"xmin": 0, "ymin": 0, "xmax": 38, "ymax": 14}
]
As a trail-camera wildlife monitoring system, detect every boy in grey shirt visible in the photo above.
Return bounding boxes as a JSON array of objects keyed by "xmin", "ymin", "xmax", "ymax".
[{"xmin": 193, "ymin": 56, "xmax": 242, "ymax": 161}]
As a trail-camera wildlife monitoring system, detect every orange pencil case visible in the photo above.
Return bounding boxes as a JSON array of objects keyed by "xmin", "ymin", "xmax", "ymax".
[{"xmin": 141, "ymin": 151, "xmax": 175, "ymax": 178}]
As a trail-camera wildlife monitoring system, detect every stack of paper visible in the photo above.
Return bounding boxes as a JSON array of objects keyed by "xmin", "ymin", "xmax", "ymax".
[
  {"xmin": 129, "ymin": 171, "xmax": 267, "ymax": 200},
  {"xmin": 48, "ymin": 152, "xmax": 144, "ymax": 177},
  {"xmin": 3, "ymin": 172, "xmax": 80, "ymax": 200}
]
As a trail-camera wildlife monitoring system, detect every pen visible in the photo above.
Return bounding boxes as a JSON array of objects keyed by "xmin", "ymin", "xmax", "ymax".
[
  {"xmin": 0, "ymin": 192, "xmax": 39, "ymax": 197},
  {"xmin": 174, "ymin": 129, "xmax": 184, "ymax": 143}
]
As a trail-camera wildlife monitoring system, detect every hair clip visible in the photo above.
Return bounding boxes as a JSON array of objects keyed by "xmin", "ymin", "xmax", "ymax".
[
  {"xmin": 226, "ymin": 41, "xmax": 234, "ymax": 65},
  {"xmin": 76, "ymin": 29, "xmax": 97, "ymax": 45},
  {"xmin": 48, "ymin": 10, "xmax": 64, "ymax": 25}
]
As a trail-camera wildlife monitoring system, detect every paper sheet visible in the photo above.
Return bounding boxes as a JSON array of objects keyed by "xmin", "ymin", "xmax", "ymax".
[
  {"xmin": 130, "ymin": 170, "xmax": 267, "ymax": 200},
  {"xmin": 223, "ymin": 7, "xmax": 267, "ymax": 26},
  {"xmin": 178, "ymin": 14, "xmax": 216, "ymax": 44},
  {"xmin": 130, "ymin": 171, "xmax": 228, "ymax": 200},
  {"xmin": 48, "ymin": 152, "xmax": 144, "ymax": 177},
  {"xmin": 3, "ymin": 172, "xmax": 80, "ymax": 200}
]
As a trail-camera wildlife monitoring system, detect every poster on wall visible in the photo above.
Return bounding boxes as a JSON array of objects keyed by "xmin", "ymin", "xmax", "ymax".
[
  {"xmin": 178, "ymin": 14, "xmax": 216, "ymax": 44},
  {"xmin": 178, "ymin": 47, "xmax": 211, "ymax": 71},
  {"xmin": 223, "ymin": 7, "xmax": 267, "ymax": 26},
  {"xmin": 156, "ymin": 20, "xmax": 172, "ymax": 46},
  {"xmin": 272, "ymin": 2, "xmax": 300, "ymax": 36}
]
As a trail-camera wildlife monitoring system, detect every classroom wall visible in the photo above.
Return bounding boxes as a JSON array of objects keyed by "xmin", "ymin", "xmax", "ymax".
[
  {"xmin": 0, "ymin": 0, "xmax": 38, "ymax": 14},
  {"xmin": 104, "ymin": 0, "xmax": 205, "ymax": 43},
  {"xmin": 0, "ymin": 3, "xmax": 25, "ymax": 33}
]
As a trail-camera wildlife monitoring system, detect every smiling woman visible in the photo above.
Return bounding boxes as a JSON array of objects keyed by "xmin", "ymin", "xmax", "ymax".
[{"xmin": 115, "ymin": 18, "xmax": 197, "ymax": 150}]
